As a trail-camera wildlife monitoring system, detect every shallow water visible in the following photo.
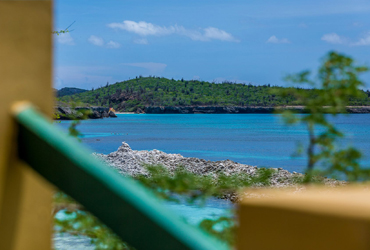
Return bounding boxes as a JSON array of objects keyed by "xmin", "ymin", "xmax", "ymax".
[
  {"xmin": 54, "ymin": 113, "xmax": 370, "ymax": 248},
  {"xmin": 57, "ymin": 113, "xmax": 370, "ymax": 173},
  {"xmin": 54, "ymin": 197, "xmax": 233, "ymax": 249}
]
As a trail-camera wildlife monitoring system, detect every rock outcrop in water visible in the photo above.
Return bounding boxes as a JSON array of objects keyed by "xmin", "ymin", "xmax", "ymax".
[
  {"xmin": 95, "ymin": 142, "xmax": 343, "ymax": 198},
  {"xmin": 55, "ymin": 106, "xmax": 117, "ymax": 120}
]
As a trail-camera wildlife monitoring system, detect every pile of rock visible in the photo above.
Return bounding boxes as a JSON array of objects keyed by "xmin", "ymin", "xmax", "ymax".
[{"xmin": 95, "ymin": 142, "xmax": 343, "ymax": 192}]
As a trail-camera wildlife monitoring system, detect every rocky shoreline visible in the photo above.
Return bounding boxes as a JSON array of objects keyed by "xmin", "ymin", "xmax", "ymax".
[
  {"xmin": 54, "ymin": 105, "xmax": 370, "ymax": 116},
  {"xmin": 55, "ymin": 106, "xmax": 117, "ymax": 120},
  {"xmin": 144, "ymin": 106, "xmax": 370, "ymax": 114},
  {"xmin": 95, "ymin": 142, "xmax": 344, "ymax": 202}
]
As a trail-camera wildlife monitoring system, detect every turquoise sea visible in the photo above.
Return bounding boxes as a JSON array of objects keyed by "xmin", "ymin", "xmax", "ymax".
[
  {"xmin": 55, "ymin": 114, "xmax": 370, "ymax": 248},
  {"xmin": 54, "ymin": 197, "xmax": 232, "ymax": 249},
  {"xmin": 58, "ymin": 114, "xmax": 370, "ymax": 173}
]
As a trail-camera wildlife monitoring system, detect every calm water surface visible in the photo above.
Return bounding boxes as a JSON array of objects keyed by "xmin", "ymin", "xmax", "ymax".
[
  {"xmin": 54, "ymin": 197, "xmax": 232, "ymax": 250},
  {"xmin": 57, "ymin": 114, "xmax": 370, "ymax": 173},
  {"xmin": 55, "ymin": 114, "xmax": 370, "ymax": 248}
]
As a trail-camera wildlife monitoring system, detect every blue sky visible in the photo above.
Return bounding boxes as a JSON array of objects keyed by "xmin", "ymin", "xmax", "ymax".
[{"xmin": 54, "ymin": 0, "xmax": 370, "ymax": 90}]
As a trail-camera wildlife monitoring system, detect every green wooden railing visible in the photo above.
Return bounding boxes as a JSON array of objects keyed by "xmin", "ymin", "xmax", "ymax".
[{"xmin": 15, "ymin": 105, "xmax": 228, "ymax": 250}]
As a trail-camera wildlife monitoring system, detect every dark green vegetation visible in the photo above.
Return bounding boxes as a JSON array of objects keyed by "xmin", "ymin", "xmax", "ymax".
[
  {"xmin": 58, "ymin": 76, "xmax": 370, "ymax": 112},
  {"xmin": 278, "ymin": 52, "xmax": 370, "ymax": 182},
  {"xmin": 57, "ymin": 87, "xmax": 88, "ymax": 97},
  {"xmin": 136, "ymin": 164, "xmax": 274, "ymax": 202}
]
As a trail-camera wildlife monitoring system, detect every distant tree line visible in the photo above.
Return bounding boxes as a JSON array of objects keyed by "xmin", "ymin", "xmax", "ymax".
[
  {"xmin": 58, "ymin": 76, "xmax": 370, "ymax": 112},
  {"xmin": 56, "ymin": 87, "xmax": 87, "ymax": 97}
]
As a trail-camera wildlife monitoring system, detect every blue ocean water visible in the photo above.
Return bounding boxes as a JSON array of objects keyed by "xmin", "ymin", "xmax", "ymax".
[
  {"xmin": 57, "ymin": 114, "xmax": 370, "ymax": 173},
  {"xmin": 54, "ymin": 197, "xmax": 233, "ymax": 249},
  {"xmin": 54, "ymin": 114, "xmax": 370, "ymax": 248}
]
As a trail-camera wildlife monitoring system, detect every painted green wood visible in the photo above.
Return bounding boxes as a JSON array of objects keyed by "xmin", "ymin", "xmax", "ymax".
[{"xmin": 15, "ymin": 105, "xmax": 229, "ymax": 250}]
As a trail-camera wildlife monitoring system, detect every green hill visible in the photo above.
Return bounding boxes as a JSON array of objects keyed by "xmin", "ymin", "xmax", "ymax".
[
  {"xmin": 58, "ymin": 76, "xmax": 370, "ymax": 112},
  {"xmin": 57, "ymin": 87, "xmax": 88, "ymax": 97}
]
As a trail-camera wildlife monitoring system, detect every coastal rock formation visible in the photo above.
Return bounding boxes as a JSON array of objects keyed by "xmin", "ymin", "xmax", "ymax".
[
  {"xmin": 91, "ymin": 110, "xmax": 102, "ymax": 119},
  {"xmin": 54, "ymin": 106, "xmax": 117, "ymax": 120},
  {"xmin": 109, "ymin": 111, "xmax": 117, "ymax": 117},
  {"xmin": 144, "ymin": 106, "xmax": 302, "ymax": 114},
  {"xmin": 95, "ymin": 142, "xmax": 343, "ymax": 193},
  {"xmin": 56, "ymin": 106, "xmax": 84, "ymax": 119},
  {"xmin": 144, "ymin": 106, "xmax": 370, "ymax": 114},
  {"xmin": 135, "ymin": 108, "xmax": 145, "ymax": 114},
  {"xmin": 346, "ymin": 106, "xmax": 370, "ymax": 113}
]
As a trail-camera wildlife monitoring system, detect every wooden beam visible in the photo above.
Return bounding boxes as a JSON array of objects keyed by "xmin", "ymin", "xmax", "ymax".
[
  {"xmin": 13, "ymin": 104, "xmax": 228, "ymax": 250},
  {"xmin": 238, "ymin": 187, "xmax": 370, "ymax": 250},
  {"xmin": 0, "ymin": 1, "xmax": 53, "ymax": 249}
]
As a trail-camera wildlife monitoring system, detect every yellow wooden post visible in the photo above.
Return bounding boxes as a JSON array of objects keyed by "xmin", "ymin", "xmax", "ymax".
[
  {"xmin": 238, "ymin": 187, "xmax": 370, "ymax": 250},
  {"xmin": 0, "ymin": 0, "xmax": 53, "ymax": 249}
]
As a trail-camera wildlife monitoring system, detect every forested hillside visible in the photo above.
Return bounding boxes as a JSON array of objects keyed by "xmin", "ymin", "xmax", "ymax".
[
  {"xmin": 58, "ymin": 76, "xmax": 370, "ymax": 112},
  {"xmin": 57, "ymin": 87, "xmax": 88, "ymax": 97}
]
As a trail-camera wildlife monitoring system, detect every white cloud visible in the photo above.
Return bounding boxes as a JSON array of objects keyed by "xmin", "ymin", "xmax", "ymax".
[
  {"xmin": 134, "ymin": 38, "xmax": 149, "ymax": 44},
  {"xmin": 88, "ymin": 35, "xmax": 104, "ymax": 46},
  {"xmin": 321, "ymin": 33, "xmax": 347, "ymax": 44},
  {"xmin": 203, "ymin": 27, "xmax": 239, "ymax": 42},
  {"xmin": 173, "ymin": 26, "xmax": 207, "ymax": 41},
  {"xmin": 122, "ymin": 62, "xmax": 167, "ymax": 73},
  {"xmin": 352, "ymin": 32, "xmax": 370, "ymax": 46},
  {"xmin": 107, "ymin": 41, "xmax": 121, "ymax": 49},
  {"xmin": 266, "ymin": 35, "xmax": 290, "ymax": 44},
  {"xmin": 56, "ymin": 33, "xmax": 75, "ymax": 45},
  {"xmin": 88, "ymin": 36, "xmax": 121, "ymax": 48},
  {"xmin": 108, "ymin": 20, "xmax": 239, "ymax": 42},
  {"xmin": 108, "ymin": 21, "xmax": 173, "ymax": 36},
  {"xmin": 320, "ymin": 32, "xmax": 370, "ymax": 46}
]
